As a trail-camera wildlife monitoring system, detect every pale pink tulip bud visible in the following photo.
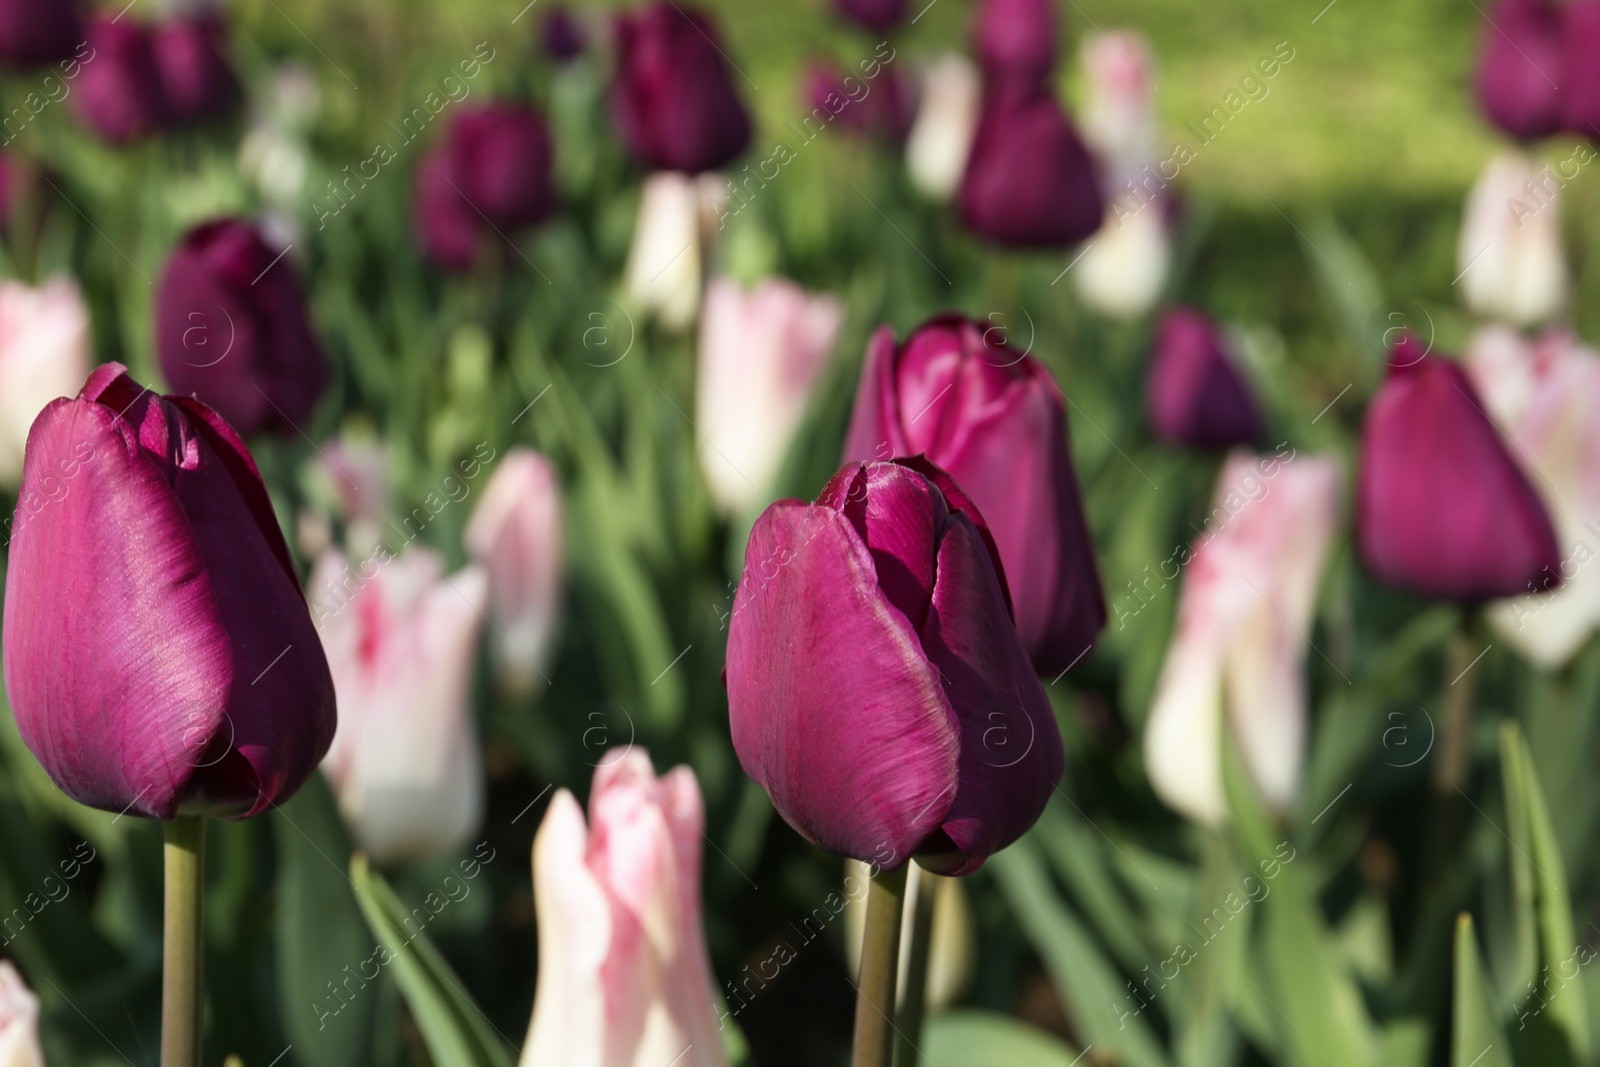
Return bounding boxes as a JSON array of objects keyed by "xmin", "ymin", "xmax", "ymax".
[
  {"xmin": 520, "ymin": 749, "xmax": 726, "ymax": 1067},
  {"xmin": 314, "ymin": 548, "xmax": 488, "ymax": 865},
  {"xmin": 0, "ymin": 963, "xmax": 45, "ymax": 1067},
  {"xmin": 1144, "ymin": 451, "xmax": 1342, "ymax": 825},
  {"xmin": 464, "ymin": 448, "xmax": 565, "ymax": 695},
  {"xmin": 1457, "ymin": 149, "xmax": 1567, "ymax": 327},
  {"xmin": 696, "ymin": 276, "xmax": 843, "ymax": 514},
  {"xmin": 1074, "ymin": 204, "xmax": 1170, "ymax": 319},
  {"xmin": 1079, "ymin": 30, "xmax": 1158, "ymax": 190},
  {"xmin": 624, "ymin": 172, "xmax": 724, "ymax": 332},
  {"xmin": 905, "ymin": 55, "xmax": 982, "ymax": 201},
  {"xmin": 0, "ymin": 276, "xmax": 91, "ymax": 489}
]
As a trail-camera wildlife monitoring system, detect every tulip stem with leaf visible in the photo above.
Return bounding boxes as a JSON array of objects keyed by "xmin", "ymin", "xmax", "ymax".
[
  {"xmin": 893, "ymin": 863, "xmax": 938, "ymax": 1065},
  {"xmin": 852, "ymin": 864, "xmax": 906, "ymax": 1067},
  {"xmin": 161, "ymin": 816, "xmax": 207, "ymax": 1067}
]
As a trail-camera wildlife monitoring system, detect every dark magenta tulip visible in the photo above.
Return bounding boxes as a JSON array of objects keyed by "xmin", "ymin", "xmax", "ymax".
[
  {"xmin": 155, "ymin": 219, "xmax": 328, "ymax": 436},
  {"xmin": 1562, "ymin": 1, "xmax": 1600, "ymax": 138},
  {"xmin": 833, "ymin": 0, "xmax": 907, "ymax": 32},
  {"xmin": 151, "ymin": 14, "xmax": 239, "ymax": 126},
  {"xmin": 611, "ymin": 3, "xmax": 751, "ymax": 173},
  {"xmin": 2, "ymin": 364, "xmax": 336, "ymax": 820},
  {"xmin": 1146, "ymin": 308, "xmax": 1264, "ymax": 449},
  {"xmin": 843, "ymin": 316, "xmax": 1106, "ymax": 676},
  {"xmin": 1474, "ymin": 0, "xmax": 1563, "ymax": 141},
  {"xmin": 1357, "ymin": 334, "xmax": 1562, "ymax": 601},
  {"xmin": 804, "ymin": 60, "xmax": 915, "ymax": 142},
  {"xmin": 542, "ymin": 6, "xmax": 586, "ymax": 62},
  {"xmin": 727, "ymin": 458, "xmax": 1063, "ymax": 876},
  {"xmin": 0, "ymin": 0, "xmax": 81, "ymax": 67},
  {"xmin": 414, "ymin": 148, "xmax": 481, "ymax": 271},
  {"xmin": 439, "ymin": 104, "xmax": 555, "ymax": 231},
  {"xmin": 958, "ymin": 84, "xmax": 1104, "ymax": 248},
  {"xmin": 73, "ymin": 19, "xmax": 165, "ymax": 144},
  {"xmin": 973, "ymin": 0, "xmax": 1058, "ymax": 87}
]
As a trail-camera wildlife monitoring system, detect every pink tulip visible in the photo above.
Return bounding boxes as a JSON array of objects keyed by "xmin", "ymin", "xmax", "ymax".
[
  {"xmin": 1079, "ymin": 31, "xmax": 1158, "ymax": 189},
  {"xmin": 464, "ymin": 448, "xmax": 565, "ymax": 695},
  {"xmin": 520, "ymin": 749, "xmax": 726, "ymax": 1067},
  {"xmin": 1144, "ymin": 451, "xmax": 1341, "ymax": 824},
  {"xmin": 0, "ymin": 963, "xmax": 45, "ymax": 1067},
  {"xmin": 1456, "ymin": 149, "xmax": 1566, "ymax": 327},
  {"xmin": 696, "ymin": 276, "xmax": 843, "ymax": 514},
  {"xmin": 313, "ymin": 547, "xmax": 487, "ymax": 865},
  {"xmin": 0, "ymin": 276, "xmax": 90, "ymax": 489}
]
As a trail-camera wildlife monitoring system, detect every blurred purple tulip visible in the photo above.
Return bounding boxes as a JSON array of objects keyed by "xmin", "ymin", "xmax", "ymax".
[
  {"xmin": 151, "ymin": 14, "xmax": 239, "ymax": 126},
  {"xmin": 0, "ymin": 0, "xmax": 82, "ymax": 68},
  {"xmin": 74, "ymin": 19, "xmax": 165, "ymax": 144},
  {"xmin": 1146, "ymin": 308, "xmax": 1264, "ymax": 449},
  {"xmin": 844, "ymin": 316, "xmax": 1106, "ymax": 675},
  {"xmin": 973, "ymin": 0, "xmax": 1058, "ymax": 88},
  {"xmin": 1474, "ymin": 0, "xmax": 1563, "ymax": 141},
  {"xmin": 611, "ymin": 2, "xmax": 751, "ymax": 173},
  {"xmin": 957, "ymin": 84, "xmax": 1104, "ymax": 248},
  {"xmin": 834, "ymin": 0, "xmax": 907, "ymax": 32},
  {"xmin": 155, "ymin": 218, "xmax": 329, "ymax": 436},
  {"xmin": 1356, "ymin": 334, "xmax": 1562, "ymax": 601},
  {"xmin": 727, "ymin": 458, "xmax": 1063, "ymax": 876},
  {"xmin": 414, "ymin": 149, "xmax": 482, "ymax": 271},
  {"xmin": 542, "ymin": 6, "xmax": 586, "ymax": 62},
  {"xmin": 2, "ymin": 363, "xmax": 336, "ymax": 820},
  {"xmin": 804, "ymin": 59, "xmax": 916, "ymax": 142},
  {"xmin": 1562, "ymin": 1, "xmax": 1600, "ymax": 137}
]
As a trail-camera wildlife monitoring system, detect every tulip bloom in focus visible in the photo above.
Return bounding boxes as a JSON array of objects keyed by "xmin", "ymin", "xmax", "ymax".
[
  {"xmin": 155, "ymin": 218, "xmax": 329, "ymax": 436},
  {"xmin": 696, "ymin": 276, "xmax": 843, "ymax": 515},
  {"xmin": 521, "ymin": 749, "xmax": 726, "ymax": 1067},
  {"xmin": 1457, "ymin": 149, "xmax": 1567, "ymax": 327},
  {"xmin": 1357, "ymin": 334, "xmax": 1562, "ymax": 602},
  {"xmin": 844, "ymin": 316, "xmax": 1106, "ymax": 676},
  {"xmin": 727, "ymin": 459, "xmax": 1063, "ymax": 876},
  {"xmin": 464, "ymin": 448, "xmax": 565, "ymax": 696},
  {"xmin": 3, "ymin": 364, "xmax": 336, "ymax": 819},
  {"xmin": 0, "ymin": 276, "xmax": 91, "ymax": 488},
  {"xmin": 1467, "ymin": 327, "xmax": 1600, "ymax": 667},
  {"xmin": 314, "ymin": 548, "xmax": 487, "ymax": 866},
  {"xmin": 0, "ymin": 963, "xmax": 45, "ymax": 1067},
  {"xmin": 1145, "ymin": 308, "xmax": 1264, "ymax": 449},
  {"xmin": 1144, "ymin": 451, "xmax": 1341, "ymax": 825}
]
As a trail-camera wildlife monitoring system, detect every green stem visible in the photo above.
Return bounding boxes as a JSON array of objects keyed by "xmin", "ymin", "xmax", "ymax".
[
  {"xmin": 852, "ymin": 863, "xmax": 908, "ymax": 1067},
  {"xmin": 893, "ymin": 863, "xmax": 937, "ymax": 1066},
  {"xmin": 161, "ymin": 816, "xmax": 207, "ymax": 1067},
  {"xmin": 1432, "ymin": 620, "xmax": 1484, "ymax": 796}
]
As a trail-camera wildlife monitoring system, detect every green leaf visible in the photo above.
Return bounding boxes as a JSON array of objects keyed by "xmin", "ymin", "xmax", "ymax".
[
  {"xmin": 349, "ymin": 855, "xmax": 515, "ymax": 1067},
  {"xmin": 1455, "ymin": 913, "xmax": 1514, "ymax": 1067},
  {"xmin": 922, "ymin": 1010, "xmax": 1085, "ymax": 1067}
]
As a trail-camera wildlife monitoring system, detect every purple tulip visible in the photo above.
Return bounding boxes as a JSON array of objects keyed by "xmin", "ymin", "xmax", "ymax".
[
  {"xmin": 1356, "ymin": 334, "xmax": 1563, "ymax": 602},
  {"xmin": 0, "ymin": 0, "xmax": 82, "ymax": 67},
  {"xmin": 804, "ymin": 59, "xmax": 915, "ymax": 142},
  {"xmin": 441, "ymin": 105, "xmax": 555, "ymax": 231},
  {"xmin": 1474, "ymin": 0, "xmax": 1564, "ymax": 141},
  {"xmin": 843, "ymin": 316, "xmax": 1106, "ymax": 677},
  {"xmin": 2, "ymin": 363, "xmax": 336, "ymax": 820},
  {"xmin": 155, "ymin": 219, "xmax": 329, "ymax": 436},
  {"xmin": 413, "ymin": 148, "xmax": 481, "ymax": 272},
  {"xmin": 974, "ymin": 0, "xmax": 1058, "ymax": 87},
  {"xmin": 611, "ymin": 3, "xmax": 752, "ymax": 173},
  {"xmin": 73, "ymin": 19, "xmax": 165, "ymax": 144},
  {"xmin": 957, "ymin": 83, "xmax": 1104, "ymax": 248},
  {"xmin": 833, "ymin": 0, "xmax": 907, "ymax": 32},
  {"xmin": 542, "ymin": 6, "xmax": 586, "ymax": 62},
  {"xmin": 1146, "ymin": 308, "xmax": 1264, "ymax": 449},
  {"xmin": 151, "ymin": 14, "xmax": 239, "ymax": 126},
  {"xmin": 1562, "ymin": 1, "xmax": 1600, "ymax": 138},
  {"xmin": 727, "ymin": 458, "xmax": 1063, "ymax": 876}
]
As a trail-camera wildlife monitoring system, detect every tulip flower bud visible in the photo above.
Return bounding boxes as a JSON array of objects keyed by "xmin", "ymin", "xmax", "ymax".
[
  {"xmin": 973, "ymin": 0, "xmax": 1058, "ymax": 88},
  {"xmin": 3, "ymin": 364, "xmax": 336, "ymax": 820},
  {"xmin": 623, "ymin": 171, "xmax": 717, "ymax": 331},
  {"xmin": 541, "ymin": 6, "xmax": 586, "ymax": 62},
  {"xmin": 1457, "ymin": 149, "xmax": 1567, "ymax": 327},
  {"xmin": 696, "ymin": 276, "xmax": 843, "ymax": 515},
  {"xmin": 1079, "ymin": 31, "xmax": 1158, "ymax": 189},
  {"xmin": 464, "ymin": 449, "xmax": 565, "ymax": 696},
  {"xmin": 1144, "ymin": 451, "xmax": 1341, "ymax": 825},
  {"xmin": 1074, "ymin": 206, "xmax": 1171, "ymax": 319},
  {"xmin": 805, "ymin": 60, "xmax": 916, "ymax": 143},
  {"xmin": 1474, "ymin": 0, "xmax": 1563, "ymax": 141},
  {"xmin": 414, "ymin": 148, "xmax": 482, "ymax": 272},
  {"xmin": 905, "ymin": 54, "xmax": 982, "ymax": 201},
  {"xmin": 1467, "ymin": 327, "xmax": 1600, "ymax": 666},
  {"xmin": 74, "ymin": 19, "xmax": 165, "ymax": 144},
  {"xmin": 1145, "ymin": 308, "xmax": 1264, "ymax": 449},
  {"xmin": 151, "ymin": 14, "xmax": 239, "ymax": 126},
  {"xmin": 155, "ymin": 218, "xmax": 330, "ymax": 436},
  {"xmin": 314, "ymin": 548, "xmax": 487, "ymax": 866},
  {"xmin": 611, "ymin": 3, "xmax": 751, "ymax": 174},
  {"xmin": 1562, "ymin": 1, "xmax": 1600, "ymax": 137},
  {"xmin": 834, "ymin": 0, "xmax": 907, "ymax": 32},
  {"xmin": 1356, "ymin": 334, "xmax": 1562, "ymax": 602},
  {"xmin": 0, "ymin": 276, "xmax": 91, "ymax": 489},
  {"xmin": 958, "ymin": 83, "xmax": 1104, "ymax": 248},
  {"xmin": 0, "ymin": 963, "xmax": 45, "ymax": 1067},
  {"xmin": 0, "ymin": 1, "xmax": 81, "ymax": 68},
  {"xmin": 727, "ymin": 458, "xmax": 1064, "ymax": 876},
  {"xmin": 521, "ymin": 750, "xmax": 726, "ymax": 1067},
  {"xmin": 844, "ymin": 317, "xmax": 1106, "ymax": 676}
]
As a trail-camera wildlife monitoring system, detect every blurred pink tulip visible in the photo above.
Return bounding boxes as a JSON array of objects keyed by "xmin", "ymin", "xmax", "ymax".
[
  {"xmin": 1457, "ymin": 149, "xmax": 1566, "ymax": 327},
  {"xmin": 1079, "ymin": 31, "xmax": 1158, "ymax": 189},
  {"xmin": 464, "ymin": 448, "xmax": 565, "ymax": 695},
  {"xmin": 1468, "ymin": 327, "xmax": 1600, "ymax": 667},
  {"xmin": 0, "ymin": 963, "xmax": 44, "ymax": 1067},
  {"xmin": 624, "ymin": 171, "xmax": 723, "ymax": 331},
  {"xmin": 905, "ymin": 55, "xmax": 982, "ymax": 202},
  {"xmin": 314, "ymin": 547, "xmax": 487, "ymax": 865},
  {"xmin": 1144, "ymin": 451, "xmax": 1341, "ymax": 825},
  {"xmin": 0, "ymin": 276, "xmax": 90, "ymax": 488},
  {"xmin": 520, "ymin": 749, "xmax": 726, "ymax": 1067},
  {"xmin": 696, "ymin": 276, "xmax": 843, "ymax": 514}
]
